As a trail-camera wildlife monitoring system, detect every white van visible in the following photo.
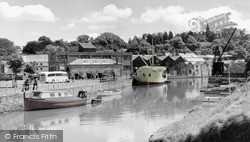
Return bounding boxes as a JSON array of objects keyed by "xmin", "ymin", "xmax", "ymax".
[{"xmin": 39, "ymin": 71, "xmax": 69, "ymax": 83}]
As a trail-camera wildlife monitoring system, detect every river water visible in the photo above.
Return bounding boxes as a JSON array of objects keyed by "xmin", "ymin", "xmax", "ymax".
[{"xmin": 0, "ymin": 78, "xmax": 208, "ymax": 142}]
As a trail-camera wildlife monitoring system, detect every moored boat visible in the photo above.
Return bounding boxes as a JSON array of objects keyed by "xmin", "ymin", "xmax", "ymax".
[
  {"xmin": 133, "ymin": 66, "xmax": 168, "ymax": 86},
  {"xmin": 202, "ymin": 96, "xmax": 227, "ymax": 102},
  {"xmin": 24, "ymin": 90, "xmax": 88, "ymax": 111}
]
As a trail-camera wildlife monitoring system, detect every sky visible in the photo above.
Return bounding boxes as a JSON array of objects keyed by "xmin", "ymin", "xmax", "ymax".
[{"xmin": 0, "ymin": 0, "xmax": 250, "ymax": 46}]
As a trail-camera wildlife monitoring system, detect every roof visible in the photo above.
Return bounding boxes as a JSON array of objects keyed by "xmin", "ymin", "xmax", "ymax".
[
  {"xmin": 184, "ymin": 57, "xmax": 205, "ymax": 62},
  {"xmin": 22, "ymin": 54, "xmax": 48, "ymax": 63},
  {"xmin": 179, "ymin": 53, "xmax": 198, "ymax": 58},
  {"xmin": 132, "ymin": 55, "xmax": 154, "ymax": 61},
  {"xmin": 69, "ymin": 59, "xmax": 119, "ymax": 65},
  {"xmin": 158, "ymin": 56, "xmax": 167, "ymax": 60},
  {"xmin": 78, "ymin": 42, "xmax": 96, "ymax": 49},
  {"xmin": 169, "ymin": 56, "xmax": 181, "ymax": 61}
]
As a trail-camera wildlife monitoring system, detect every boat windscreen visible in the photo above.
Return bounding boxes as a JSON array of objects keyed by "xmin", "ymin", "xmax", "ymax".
[{"xmin": 33, "ymin": 92, "xmax": 42, "ymax": 97}]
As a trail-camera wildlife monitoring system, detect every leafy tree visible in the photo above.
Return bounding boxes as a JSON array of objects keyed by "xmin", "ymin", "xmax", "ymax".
[
  {"xmin": 163, "ymin": 32, "xmax": 169, "ymax": 43},
  {"xmin": 229, "ymin": 47, "xmax": 247, "ymax": 60},
  {"xmin": 186, "ymin": 35, "xmax": 198, "ymax": 51},
  {"xmin": 53, "ymin": 39, "xmax": 70, "ymax": 51},
  {"xmin": 146, "ymin": 34, "xmax": 153, "ymax": 44},
  {"xmin": 0, "ymin": 38, "xmax": 18, "ymax": 58},
  {"xmin": 169, "ymin": 31, "xmax": 173, "ymax": 40},
  {"xmin": 24, "ymin": 61, "xmax": 36, "ymax": 74},
  {"xmin": 7, "ymin": 54, "xmax": 24, "ymax": 80},
  {"xmin": 170, "ymin": 36, "xmax": 184, "ymax": 49},
  {"xmin": 181, "ymin": 32, "xmax": 189, "ymax": 43},
  {"xmin": 127, "ymin": 36, "xmax": 151, "ymax": 54},
  {"xmin": 205, "ymin": 25, "xmax": 217, "ymax": 42},
  {"xmin": 23, "ymin": 36, "xmax": 53, "ymax": 54},
  {"xmin": 42, "ymin": 44, "xmax": 65, "ymax": 54},
  {"xmin": 77, "ymin": 35, "xmax": 90, "ymax": 43},
  {"xmin": 92, "ymin": 32, "xmax": 127, "ymax": 52},
  {"xmin": 156, "ymin": 32, "xmax": 164, "ymax": 44}
]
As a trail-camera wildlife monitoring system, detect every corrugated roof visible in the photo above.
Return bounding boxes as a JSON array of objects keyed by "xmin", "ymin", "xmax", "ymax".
[
  {"xmin": 69, "ymin": 59, "xmax": 118, "ymax": 65},
  {"xmin": 132, "ymin": 55, "xmax": 154, "ymax": 61},
  {"xmin": 184, "ymin": 57, "xmax": 205, "ymax": 62},
  {"xmin": 158, "ymin": 56, "xmax": 167, "ymax": 60},
  {"xmin": 22, "ymin": 54, "xmax": 48, "ymax": 63},
  {"xmin": 78, "ymin": 42, "xmax": 96, "ymax": 49}
]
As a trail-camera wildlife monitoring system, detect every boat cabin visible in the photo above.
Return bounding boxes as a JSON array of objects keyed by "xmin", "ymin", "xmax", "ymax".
[{"xmin": 29, "ymin": 91, "xmax": 73, "ymax": 99}]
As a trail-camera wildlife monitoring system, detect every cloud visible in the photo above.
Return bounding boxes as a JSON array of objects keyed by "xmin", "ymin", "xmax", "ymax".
[
  {"xmin": 88, "ymin": 33, "xmax": 99, "ymax": 38},
  {"xmin": 88, "ymin": 25, "xmax": 116, "ymax": 30},
  {"xmin": 134, "ymin": 6, "xmax": 250, "ymax": 32},
  {"xmin": 0, "ymin": 2, "xmax": 56, "ymax": 22},
  {"xmin": 62, "ymin": 23, "xmax": 76, "ymax": 30},
  {"xmin": 79, "ymin": 4, "xmax": 132, "ymax": 23}
]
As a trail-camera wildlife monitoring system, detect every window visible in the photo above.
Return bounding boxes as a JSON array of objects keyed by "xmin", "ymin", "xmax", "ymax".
[
  {"xmin": 189, "ymin": 70, "xmax": 192, "ymax": 74},
  {"xmin": 40, "ymin": 68, "xmax": 43, "ymax": 70},
  {"xmin": 40, "ymin": 63, "xmax": 42, "ymax": 65},
  {"xmin": 50, "ymin": 93, "xmax": 55, "ymax": 97},
  {"xmin": 36, "ymin": 68, "xmax": 38, "ymax": 70},
  {"xmin": 33, "ymin": 92, "xmax": 42, "ymax": 97},
  {"xmin": 48, "ymin": 74, "xmax": 56, "ymax": 77}
]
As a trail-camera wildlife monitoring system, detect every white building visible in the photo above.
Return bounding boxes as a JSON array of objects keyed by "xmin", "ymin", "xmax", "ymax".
[{"xmin": 22, "ymin": 54, "xmax": 49, "ymax": 75}]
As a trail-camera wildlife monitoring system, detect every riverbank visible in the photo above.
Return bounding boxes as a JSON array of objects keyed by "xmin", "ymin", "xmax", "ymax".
[
  {"xmin": 0, "ymin": 78, "xmax": 131, "ymax": 114},
  {"xmin": 149, "ymin": 82, "xmax": 250, "ymax": 142}
]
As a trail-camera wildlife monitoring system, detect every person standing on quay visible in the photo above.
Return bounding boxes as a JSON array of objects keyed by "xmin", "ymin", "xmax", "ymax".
[
  {"xmin": 33, "ymin": 77, "xmax": 38, "ymax": 90},
  {"xmin": 23, "ymin": 79, "xmax": 30, "ymax": 91}
]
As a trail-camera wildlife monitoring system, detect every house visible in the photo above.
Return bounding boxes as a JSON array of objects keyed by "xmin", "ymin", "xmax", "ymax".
[
  {"xmin": 78, "ymin": 42, "xmax": 96, "ymax": 52},
  {"xmin": 193, "ymin": 62, "xmax": 202, "ymax": 77},
  {"xmin": 186, "ymin": 62, "xmax": 194, "ymax": 77},
  {"xmin": 161, "ymin": 56, "xmax": 174, "ymax": 73},
  {"xmin": 201, "ymin": 61, "xmax": 211, "ymax": 77},
  {"xmin": 132, "ymin": 55, "xmax": 147, "ymax": 71},
  {"xmin": 67, "ymin": 59, "xmax": 122, "ymax": 78}
]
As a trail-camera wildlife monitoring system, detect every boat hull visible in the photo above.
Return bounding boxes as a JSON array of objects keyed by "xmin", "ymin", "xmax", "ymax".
[
  {"xmin": 137, "ymin": 81, "xmax": 166, "ymax": 86},
  {"xmin": 133, "ymin": 66, "xmax": 168, "ymax": 86},
  {"xmin": 24, "ymin": 98, "xmax": 88, "ymax": 111}
]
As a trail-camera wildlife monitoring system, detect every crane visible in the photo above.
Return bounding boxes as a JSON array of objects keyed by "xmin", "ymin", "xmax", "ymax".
[{"xmin": 212, "ymin": 28, "xmax": 237, "ymax": 76}]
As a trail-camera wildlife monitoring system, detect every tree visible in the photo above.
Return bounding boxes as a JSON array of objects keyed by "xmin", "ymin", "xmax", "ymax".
[
  {"xmin": 92, "ymin": 32, "xmax": 127, "ymax": 52},
  {"xmin": 23, "ymin": 36, "xmax": 53, "ymax": 54},
  {"xmin": 229, "ymin": 47, "xmax": 247, "ymax": 60},
  {"xmin": 163, "ymin": 32, "xmax": 169, "ymax": 43},
  {"xmin": 53, "ymin": 39, "xmax": 70, "ymax": 51},
  {"xmin": 186, "ymin": 35, "xmax": 198, "ymax": 51},
  {"xmin": 169, "ymin": 31, "xmax": 173, "ymax": 40},
  {"xmin": 170, "ymin": 36, "xmax": 184, "ymax": 50},
  {"xmin": 181, "ymin": 32, "xmax": 189, "ymax": 43},
  {"xmin": 205, "ymin": 25, "xmax": 217, "ymax": 42},
  {"xmin": 77, "ymin": 35, "xmax": 90, "ymax": 43},
  {"xmin": 24, "ymin": 62, "xmax": 36, "ymax": 75},
  {"xmin": 42, "ymin": 44, "xmax": 65, "ymax": 54},
  {"xmin": 7, "ymin": 54, "xmax": 24, "ymax": 81},
  {"xmin": 0, "ymin": 38, "xmax": 18, "ymax": 58}
]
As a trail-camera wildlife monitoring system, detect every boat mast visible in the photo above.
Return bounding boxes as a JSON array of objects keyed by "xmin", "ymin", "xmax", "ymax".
[{"xmin": 152, "ymin": 38, "xmax": 154, "ymax": 66}]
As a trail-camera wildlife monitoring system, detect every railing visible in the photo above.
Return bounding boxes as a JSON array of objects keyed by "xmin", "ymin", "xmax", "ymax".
[{"xmin": 0, "ymin": 77, "xmax": 131, "ymax": 104}]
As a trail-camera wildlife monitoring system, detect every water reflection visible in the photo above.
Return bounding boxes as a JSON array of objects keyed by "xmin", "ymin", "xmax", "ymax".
[{"xmin": 0, "ymin": 78, "xmax": 208, "ymax": 142}]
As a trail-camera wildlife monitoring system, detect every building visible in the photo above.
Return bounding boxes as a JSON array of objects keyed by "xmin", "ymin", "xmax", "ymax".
[
  {"xmin": 49, "ymin": 52, "xmax": 133, "ymax": 76},
  {"xmin": 22, "ymin": 54, "xmax": 49, "ymax": 73},
  {"xmin": 78, "ymin": 42, "xmax": 96, "ymax": 52},
  {"xmin": 0, "ymin": 61, "xmax": 5, "ymax": 74},
  {"xmin": 67, "ymin": 59, "xmax": 122, "ymax": 78}
]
